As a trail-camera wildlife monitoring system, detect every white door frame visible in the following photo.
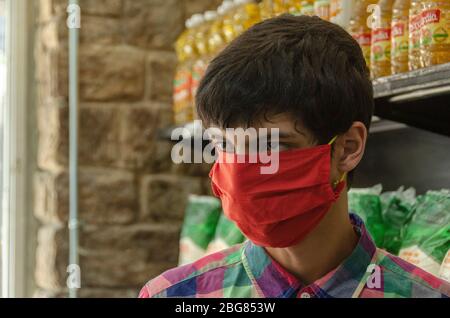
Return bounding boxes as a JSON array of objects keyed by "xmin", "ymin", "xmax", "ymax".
[{"xmin": 1, "ymin": 0, "xmax": 30, "ymax": 298}]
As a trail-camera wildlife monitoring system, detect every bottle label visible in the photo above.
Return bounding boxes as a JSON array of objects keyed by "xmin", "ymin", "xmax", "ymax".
[
  {"xmin": 191, "ymin": 60, "xmax": 208, "ymax": 98},
  {"xmin": 352, "ymin": 32, "xmax": 372, "ymax": 46},
  {"xmin": 439, "ymin": 250, "xmax": 450, "ymax": 282},
  {"xmin": 351, "ymin": 32, "xmax": 372, "ymax": 65},
  {"xmin": 330, "ymin": 0, "xmax": 341, "ymax": 19},
  {"xmin": 392, "ymin": 20, "xmax": 409, "ymax": 58},
  {"xmin": 300, "ymin": 4, "xmax": 314, "ymax": 16},
  {"xmin": 314, "ymin": 0, "xmax": 330, "ymax": 21},
  {"xmin": 174, "ymin": 69, "xmax": 191, "ymax": 104},
  {"xmin": 372, "ymin": 28, "xmax": 391, "ymax": 62},
  {"xmin": 421, "ymin": 9, "xmax": 449, "ymax": 46},
  {"xmin": 409, "ymin": 13, "xmax": 423, "ymax": 51},
  {"xmin": 173, "ymin": 67, "xmax": 193, "ymax": 124}
]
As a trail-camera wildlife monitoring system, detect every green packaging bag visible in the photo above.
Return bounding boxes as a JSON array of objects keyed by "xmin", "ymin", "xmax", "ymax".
[
  {"xmin": 380, "ymin": 187, "xmax": 416, "ymax": 255},
  {"xmin": 348, "ymin": 184, "xmax": 385, "ymax": 247},
  {"xmin": 439, "ymin": 250, "xmax": 450, "ymax": 282},
  {"xmin": 399, "ymin": 190, "xmax": 450, "ymax": 276},
  {"xmin": 178, "ymin": 195, "xmax": 222, "ymax": 266},
  {"xmin": 206, "ymin": 213, "xmax": 246, "ymax": 254}
]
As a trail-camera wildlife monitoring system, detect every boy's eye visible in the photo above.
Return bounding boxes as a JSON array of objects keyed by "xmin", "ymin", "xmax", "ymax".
[
  {"xmin": 212, "ymin": 140, "xmax": 290, "ymax": 153},
  {"xmin": 267, "ymin": 142, "xmax": 289, "ymax": 152},
  {"xmin": 213, "ymin": 140, "xmax": 232, "ymax": 152},
  {"xmin": 213, "ymin": 141, "xmax": 224, "ymax": 150}
]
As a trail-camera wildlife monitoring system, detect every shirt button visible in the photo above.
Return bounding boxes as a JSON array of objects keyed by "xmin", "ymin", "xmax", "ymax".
[{"xmin": 300, "ymin": 292, "xmax": 311, "ymax": 298}]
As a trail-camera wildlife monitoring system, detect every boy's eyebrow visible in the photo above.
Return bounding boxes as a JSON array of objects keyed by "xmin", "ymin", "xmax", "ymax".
[
  {"xmin": 262, "ymin": 131, "xmax": 305, "ymax": 139},
  {"xmin": 277, "ymin": 131, "xmax": 295, "ymax": 138}
]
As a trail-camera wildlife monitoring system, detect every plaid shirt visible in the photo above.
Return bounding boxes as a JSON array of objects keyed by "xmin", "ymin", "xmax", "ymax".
[{"xmin": 139, "ymin": 214, "xmax": 450, "ymax": 298}]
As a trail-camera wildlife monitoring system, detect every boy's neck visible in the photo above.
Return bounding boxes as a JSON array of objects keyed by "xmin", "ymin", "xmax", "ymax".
[{"xmin": 265, "ymin": 190, "xmax": 359, "ymax": 286}]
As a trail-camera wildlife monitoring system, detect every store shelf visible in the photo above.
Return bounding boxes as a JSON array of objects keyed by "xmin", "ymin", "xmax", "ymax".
[
  {"xmin": 160, "ymin": 63, "xmax": 450, "ymax": 141},
  {"xmin": 369, "ymin": 118, "xmax": 407, "ymax": 134},
  {"xmin": 373, "ymin": 63, "xmax": 450, "ymax": 99},
  {"xmin": 373, "ymin": 63, "xmax": 450, "ymax": 137}
]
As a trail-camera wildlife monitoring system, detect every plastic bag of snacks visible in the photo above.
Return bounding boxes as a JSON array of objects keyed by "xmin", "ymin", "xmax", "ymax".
[
  {"xmin": 348, "ymin": 184, "xmax": 384, "ymax": 247},
  {"xmin": 178, "ymin": 195, "xmax": 222, "ymax": 266},
  {"xmin": 440, "ymin": 250, "xmax": 450, "ymax": 282},
  {"xmin": 399, "ymin": 190, "xmax": 450, "ymax": 277},
  {"xmin": 206, "ymin": 213, "xmax": 246, "ymax": 255},
  {"xmin": 380, "ymin": 187, "xmax": 416, "ymax": 255}
]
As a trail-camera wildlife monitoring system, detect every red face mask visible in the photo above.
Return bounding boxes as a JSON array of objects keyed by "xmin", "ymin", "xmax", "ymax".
[{"xmin": 209, "ymin": 140, "xmax": 346, "ymax": 248}]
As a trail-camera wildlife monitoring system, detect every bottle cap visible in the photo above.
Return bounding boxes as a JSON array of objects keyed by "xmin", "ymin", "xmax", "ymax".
[
  {"xmin": 185, "ymin": 18, "xmax": 193, "ymax": 29},
  {"xmin": 204, "ymin": 10, "xmax": 218, "ymax": 21},
  {"xmin": 191, "ymin": 13, "xmax": 205, "ymax": 27}
]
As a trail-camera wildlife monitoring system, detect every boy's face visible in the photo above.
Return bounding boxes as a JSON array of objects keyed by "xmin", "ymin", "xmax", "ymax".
[
  {"xmin": 209, "ymin": 112, "xmax": 346, "ymax": 185},
  {"xmin": 207, "ymin": 111, "xmax": 368, "ymax": 247}
]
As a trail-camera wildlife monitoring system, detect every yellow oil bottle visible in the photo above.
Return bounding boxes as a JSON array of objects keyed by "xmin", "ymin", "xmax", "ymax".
[
  {"xmin": 260, "ymin": 0, "xmax": 275, "ymax": 19},
  {"xmin": 301, "ymin": 0, "xmax": 315, "ymax": 16},
  {"xmin": 420, "ymin": 0, "xmax": 450, "ymax": 67}
]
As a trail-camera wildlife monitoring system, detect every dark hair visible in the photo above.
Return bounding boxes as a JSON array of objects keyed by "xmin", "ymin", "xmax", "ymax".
[
  {"xmin": 196, "ymin": 14, "xmax": 373, "ymax": 142},
  {"xmin": 196, "ymin": 14, "xmax": 374, "ymax": 184}
]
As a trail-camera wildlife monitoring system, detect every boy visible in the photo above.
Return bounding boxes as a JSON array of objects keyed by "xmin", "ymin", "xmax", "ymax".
[{"xmin": 139, "ymin": 15, "xmax": 449, "ymax": 298}]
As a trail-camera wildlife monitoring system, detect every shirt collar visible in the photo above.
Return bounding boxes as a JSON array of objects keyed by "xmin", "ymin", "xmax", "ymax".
[{"xmin": 241, "ymin": 213, "xmax": 377, "ymax": 298}]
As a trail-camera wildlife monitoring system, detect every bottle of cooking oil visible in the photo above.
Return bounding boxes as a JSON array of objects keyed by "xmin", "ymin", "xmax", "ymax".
[
  {"xmin": 184, "ymin": 13, "xmax": 207, "ymax": 122},
  {"xmin": 330, "ymin": 0, "xmax": 341, "ymax": 22},
  {"xmin": 314, "ymin": 0, "xmax": 331, "ymax": 21},
  {"xmin": 173, "ymin": 17, "xmax": 199, "ymax": 125},
  {"xmin": 330, "ymin": 0, "xmax": 354, "ymax": 28},
  {"xmin": 301, "ymin": 0, "xmax": 315, "ymax": 15},
  {"xmin": 233, "ymin": 0, "xmax": 262, "ymax": 36},
  {"xmin": 260, "ymin": 0, "xmax": 275, "ymax": 19},
  {"xmin": 409, "ymin": 0, "xmax": 423, "ymax": 70},
  {"xmin": 287, "ymin": 0, "xmax": 303, "ymax": 15},
  {"xmin": 223, "ymin": 0, "xmax": 239, "ymax": 43},
  {"xmin": 209, "ymin": 5, "xmax": 227, "ymax": 55},
  {"xmin": 173, "ymin": 28, "xmax": 188, "ymax": 125},
  {"xmin": 191, "ymin": 12, "xmax": 216, "ymax": 119},
  {"xmin": 371, "ymin": 0, "xmax": 395, "ymax": 78},
  {"xmin": 273, "ymin": 0, "xmax": 289, "ymax": 15},
  {"xmin": 391, "ymin": 0, "xmax": 411, "ymax": 74},
  {"xmin": 233, "ymin": 0, "xmax": 246, "ymax": 36},
  {"xmin": 193, "ymin": 13, "xmax": 209, "ymax": 60},
  {"xmin": 348, "ymin": 0, "xmax": 375, "ymax": 68},
  {"xmin": 420, "ymin": 0, "xmax": 450, "ymax": 67},
  {"xmin": 242, "ymin": 0, "xmax": 262, "ymax": 30}
]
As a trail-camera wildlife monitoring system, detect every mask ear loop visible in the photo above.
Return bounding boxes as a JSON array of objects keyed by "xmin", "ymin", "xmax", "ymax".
[
  {"xmin": 328, "ymin": 136, "xmax": 338, "ymax": 146},
  {"xmin": 328, "ymin": 136, "xmax": 347, "ymax": 188}
]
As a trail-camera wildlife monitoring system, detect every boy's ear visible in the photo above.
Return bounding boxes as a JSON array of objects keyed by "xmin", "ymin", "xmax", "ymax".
[{"xmin": 337, "ymin": 122, "xmax": 368, "ymax": 173}]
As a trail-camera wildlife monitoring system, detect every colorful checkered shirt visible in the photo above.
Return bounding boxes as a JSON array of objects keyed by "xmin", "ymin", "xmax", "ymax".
[{"xmin": 139, "ymin": 214, "xmax": 450, "ymax": 298}]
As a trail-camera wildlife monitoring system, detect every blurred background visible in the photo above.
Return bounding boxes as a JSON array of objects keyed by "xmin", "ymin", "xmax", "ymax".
[
  {"xmin": 0, "ymin": 0, "xmax": 449, "ymax": 298},
  {"xmin": 1, "ymin": 0, "xmax": 224, "ymax": 298}
]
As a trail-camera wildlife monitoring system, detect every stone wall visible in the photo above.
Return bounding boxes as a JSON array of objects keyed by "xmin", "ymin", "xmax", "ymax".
[{"xmin": 34, "ymin": 0, "xmax": 221, "ymax": 297}]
